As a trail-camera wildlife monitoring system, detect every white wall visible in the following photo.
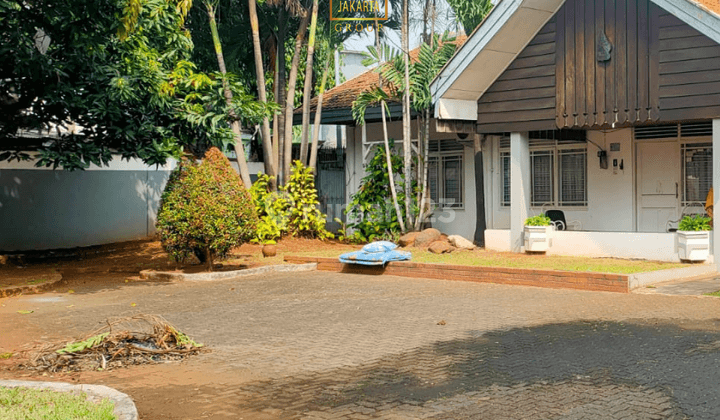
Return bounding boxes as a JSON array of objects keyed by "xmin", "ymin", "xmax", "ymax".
[
  {"xmin": 485, "ymin": 228, "xmax": 714, "ymax": 263},
  {"xmin": 345, "ymin": 119, "xmax": 477, "ymax": 242}
]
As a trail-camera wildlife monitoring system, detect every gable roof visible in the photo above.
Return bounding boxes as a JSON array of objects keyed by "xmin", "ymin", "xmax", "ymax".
[
  {"xmin": 299, "ymin": 36, "xmax": 467, "ymax": 115},
  {"xmin": 430, "ymin": 0, "xmax": 720, "ymax": 120}
]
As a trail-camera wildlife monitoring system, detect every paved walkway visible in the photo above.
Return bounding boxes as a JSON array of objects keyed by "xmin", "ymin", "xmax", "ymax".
[
  {"xmin": 636, "ymin": 274, "xmax": 720, "ymax": 296},
  {"xmin": 2, "ymin": 271, "xmax": 720, "ymax": 419}
]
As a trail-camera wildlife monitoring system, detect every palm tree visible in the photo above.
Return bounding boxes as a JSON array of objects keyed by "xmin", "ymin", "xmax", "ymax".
[
  {"xmin": 204, "ymin": 1, "xmax": 253, "ymax": 188},
  {"xmin": 298, "ymin": 0, "xmax": 319, "ymax": 165},
  {"xmin": 248, "ymin": 0, "xmax": 277, "ymax": 188}
]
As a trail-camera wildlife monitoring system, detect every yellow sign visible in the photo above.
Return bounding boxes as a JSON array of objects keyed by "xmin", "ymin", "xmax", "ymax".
[
  {"xmin": 330, "ymin": 0, "xmax": 388, "ymax": 33},
  {"xmin": 330, "ymin": 0, "xmax": 388, "ymax": 20}
]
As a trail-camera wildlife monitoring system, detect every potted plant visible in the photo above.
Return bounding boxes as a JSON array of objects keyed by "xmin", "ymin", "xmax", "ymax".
[
  {"xmin": 524, "ymin": 214, "xmax": 552, "ymax": 253},
  {"xmin": 677, "ymin": 214, "xmax": 712, "ymax": 262}
]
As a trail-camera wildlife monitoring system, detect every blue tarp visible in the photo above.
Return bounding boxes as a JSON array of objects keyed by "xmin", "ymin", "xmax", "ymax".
[{"xmin": 339, "ymin": 248, "xmax": 411, "ymax": 266}]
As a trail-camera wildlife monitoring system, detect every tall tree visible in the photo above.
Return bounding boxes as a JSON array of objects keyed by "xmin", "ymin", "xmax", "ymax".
[
  {"xmin": 401, "ymin": 0, "xmax": 412, "ymax": 231},
  {"xmin": 298, "ymin": 0, "xmax": 319, "ymax": 165},
  {"xmin": 444, "ymin": 0, "xmax": 492, "ymax": 34},
  {"xmin": 248, "ymin": 0, "xmax": 277, "ymax": 187},
  {"xmin": 205, "ymin": 0, "xmax": 252, "ymax": 188},
  {"xmin": 0, "ymin": 0, "xmax": 268, "ymax": 169}
]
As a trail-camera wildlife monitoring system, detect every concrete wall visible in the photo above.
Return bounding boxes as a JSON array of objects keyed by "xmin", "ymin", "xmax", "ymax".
[
  {"xmin": 346, "ymin": 119, "xmax": 477, "ymax": 242},
  {"xmin": 484, "ymin": 228, "xmax": 714, "ymax": 263},
  {"xmin": 0, "ymin": 157, "xmax": 176, "ymax": 251}
]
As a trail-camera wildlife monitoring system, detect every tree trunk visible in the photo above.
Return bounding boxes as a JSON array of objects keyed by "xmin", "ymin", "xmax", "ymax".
[
  {"xmin": 309, "ymin": 54, "xmax": 331, "ymax": 172},
  {"xmin": 205, "ymin": 247, "xmax": 214, "ymax": 272},
  {"xmin": 415, "ymin": 108, "xmax": 431, "ymax": 230},
  {"xmin": 381, "ymin": 100, "xmax": 406, "ymax": 233},
  {"xmin": 299, "ymin": 0, "xmax": 319, "ymax": 165},
  {"xmin": 276, "ymin": 9, "xmax": 287, "ymax": 184},
  {"xmin": 248, "ymin": 0, "xmax": 277, "ymax": 188},
  {"xmin": 282, "ymin": 7, "xmax": 311, "ymax": 183},
  {"xmin": 473, "ymin": 134, "xmax": 487, "ymax": 246},
  {"xmin": 206, "ymin": 3, "xmax": 252, "ymax": 188},
  {"xmin": 401, "ymin": 0, "xmax": 412, "ymax": 231}
]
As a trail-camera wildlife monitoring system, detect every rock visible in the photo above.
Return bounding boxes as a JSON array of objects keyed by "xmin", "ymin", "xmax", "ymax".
[
  {"xmin": 414, "ymin": 228, "xmax": 442, "ymax": 248},
  {"xmin": 428, "ymin": 240, "xmax": 455, "ymax": 254},
  {"xmin": 398, "ymin": 232, "xmax": 420, "ymax": 247},
  {"xmin": 262, "ymin": 244, "xmax": 277, "ymax": 258},
  {"xmin": 448, "ymin": 235, "xmax": 476, "ymax": 250}
]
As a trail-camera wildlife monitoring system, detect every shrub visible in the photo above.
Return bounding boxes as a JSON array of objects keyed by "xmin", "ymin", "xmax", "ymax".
[
  {"xmin": 156, "ymin": 147, "xmax": 258, "ymax": 271},
  {"xmin": 678, "ymin": 214, "xmax": 712, "ymax": 231},
  {"xmin": 525, "ymin": 214, "xmax": 552, "ymax": 226},
  {"xmin": 249, "ymin": 161, "xmax": 332, "ymax": 243}
]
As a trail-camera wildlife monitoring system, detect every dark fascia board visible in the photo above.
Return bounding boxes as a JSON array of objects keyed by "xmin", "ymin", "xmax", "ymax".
[{"xmin": 292, "ymin": 103, "xmax": 412, "ymax": 126}]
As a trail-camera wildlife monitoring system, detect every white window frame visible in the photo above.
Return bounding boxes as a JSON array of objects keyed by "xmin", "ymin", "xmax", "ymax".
[
  {"xmin": 500, "ymin": 141, "xmax": 588, "ymax": 209},
  {"xmin": 428, "ymin": 152, "xmax": 464, "ymax": 209}
]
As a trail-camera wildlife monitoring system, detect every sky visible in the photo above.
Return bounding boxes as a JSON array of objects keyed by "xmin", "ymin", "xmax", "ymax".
[{"xmin": 341, "ymin": 0, "xmax": 464, "ymax": 53}]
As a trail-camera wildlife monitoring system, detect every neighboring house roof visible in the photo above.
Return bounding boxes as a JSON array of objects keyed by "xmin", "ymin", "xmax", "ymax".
[
  {"xmin": 299, "ymin": 36, "xmax": 467, "ymax": 115},
  {"xmin": 430, "ymin": 0, "xmax": 720, "ymax": 121}
]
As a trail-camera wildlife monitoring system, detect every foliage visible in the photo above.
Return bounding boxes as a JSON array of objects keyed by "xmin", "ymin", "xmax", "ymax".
[
  {"xmin": 0, "ymin": 0, "xmax": 272, "ymax": 169},
  {"xmin": 57, "ymin": 333, "xmax": 110, "ymax": 355},
  {"xmin": 445, "ymin": 0, "xmax": 493, "ymax": 34},
  {"xmin": 525, "ymin": 214, "xmax": 552, "ymax": 227},
  {"xmin": 345, "ymin": 142, "xmax": 413, "ymax": 242},
  {"xmin": 156, "ymin": 147, "xmax": 258, "ymax": 269},
  {"xmin": 678, "ymin": 214, "xmax": 713, "ymax": 231},
  {"xmin": 0, "ymin": 386, "xmax": 116, "ymax": 420},
  {"xmin": 249, "ymin": 173, "xmax": 289, "ymax": 244},
  {"xmin": 250, "ymin": 161, "xmax": 333, "ymax": 243}
]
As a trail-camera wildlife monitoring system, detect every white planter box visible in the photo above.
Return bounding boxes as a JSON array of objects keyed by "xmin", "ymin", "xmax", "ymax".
[
  {"xmin": 524, "ymin": 225, "xmax": 550, "ymax": 253},
  {"xmin": 677, "ymin": 231, "xmax": 710, "ymax": 262}
]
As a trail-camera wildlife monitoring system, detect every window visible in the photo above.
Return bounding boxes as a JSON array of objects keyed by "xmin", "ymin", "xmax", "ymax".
[
  {"xmin": 501, "ymin": 152, "xmax": 511, "ymax": 206},
  {"xmin": 501, "ymin": 138, "xmax": 587, "ymax": 208},
  {"xmin": 531, "ymin": 150, "xmax": 554, "ymax": 207},
  {"xmin": 682, "ymin": 143, "xmax": 712, "ymax": 205},
  {"xmin": 428, "ymin": 154, "xmax": 463, "ymax": 208}
]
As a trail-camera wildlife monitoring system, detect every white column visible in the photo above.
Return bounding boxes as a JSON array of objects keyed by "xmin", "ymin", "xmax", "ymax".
[
  {"xmin": 713, "ymin": 120, "xmax": 720, "ymax": 267},
  {"xmin": 510, "ymin": 131, "xmax": 531, "ymax": 252}
]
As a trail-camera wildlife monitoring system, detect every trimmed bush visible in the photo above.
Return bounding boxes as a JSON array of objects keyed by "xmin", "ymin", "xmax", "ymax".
[{"xmin": 156, "ymin": 147, "xmax": 258, "ymax": 271}]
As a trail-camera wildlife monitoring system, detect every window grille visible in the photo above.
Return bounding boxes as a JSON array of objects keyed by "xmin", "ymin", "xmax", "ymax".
[{"xmin": 682, "ymin": 143, "xmax": 713, "ymax": 205}]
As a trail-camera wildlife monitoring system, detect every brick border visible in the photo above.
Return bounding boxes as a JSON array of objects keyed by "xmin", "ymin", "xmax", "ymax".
[
  {"xmin": 284, "ymin": 256, "xmax": 629, "ymax": 293},
  {"xmin": 0, "ymin": 272, "xmax": 63, "ymax": 298}
]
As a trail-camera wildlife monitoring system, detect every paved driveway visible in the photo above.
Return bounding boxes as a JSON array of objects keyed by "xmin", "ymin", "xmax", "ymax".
[{"xmin": 2, "ymin": 271, "xmax": 720, "ymax": 419}]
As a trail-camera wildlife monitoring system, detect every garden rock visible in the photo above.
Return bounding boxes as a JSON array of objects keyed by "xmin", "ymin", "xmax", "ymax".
[
  {"xmin": 428, "ymin": 241, "xmax": 455, "ymax": 254},
  {"xmin": 398, "ymin": 232, "xmax": 420, "ymax": 247},
  {"xmin": 448, "ymin": 235, "xmax": 476, "ymax": 250},
  {"xmin": 414, "ymin": 228, "xmax": 442, "ymax": 248}
]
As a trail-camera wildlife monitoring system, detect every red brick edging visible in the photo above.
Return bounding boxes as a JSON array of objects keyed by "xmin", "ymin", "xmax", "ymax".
[{"xmin": 283, "ymin": 256, "xmax": 629, "ymax": 293}]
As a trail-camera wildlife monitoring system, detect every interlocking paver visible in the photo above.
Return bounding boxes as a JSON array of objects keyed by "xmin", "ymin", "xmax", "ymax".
[{"xmin": 2, "ymin": 270, "xmax": 720, "ymax": 418}]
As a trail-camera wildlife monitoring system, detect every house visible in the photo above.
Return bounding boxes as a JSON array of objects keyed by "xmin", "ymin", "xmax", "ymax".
[
  {"xmin": 429, "ymin": 0, "xmax": 720, "ymax": 262},
  {"xmin": 298, "ymin": 36, "xmax": 481, "ymax": 239}
]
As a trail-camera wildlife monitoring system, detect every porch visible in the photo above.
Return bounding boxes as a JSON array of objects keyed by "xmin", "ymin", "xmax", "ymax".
[{"xmin": 481, "ymin": 123, "xmax": 719, "ymax": 264}]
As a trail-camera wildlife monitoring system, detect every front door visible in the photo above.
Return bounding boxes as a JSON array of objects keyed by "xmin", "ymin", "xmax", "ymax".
[{"xmin": 637, "ymin": 141, "xmax": 680, "ymax": 232}]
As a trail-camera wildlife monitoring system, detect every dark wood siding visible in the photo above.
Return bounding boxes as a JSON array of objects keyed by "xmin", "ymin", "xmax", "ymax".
[
  {"xmin": 555, "ymin": 0, "xmax": 660, "ymax": 128},
  {"xmin": 658, "ymin": 12, "xmax": 720, "ymax": 121},
  {"xmin": 474, "ymin": 0, "xmax": 720, "ymax": 133},
  {"xmin": 475, "ymin": 17, "xmax": 557, "ymax": 133}
]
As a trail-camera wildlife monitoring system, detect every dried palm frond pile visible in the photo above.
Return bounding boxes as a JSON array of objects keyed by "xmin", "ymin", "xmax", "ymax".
[{"xmin": 22, "ymin": 315, "xmax": 206, "ymax": 372}]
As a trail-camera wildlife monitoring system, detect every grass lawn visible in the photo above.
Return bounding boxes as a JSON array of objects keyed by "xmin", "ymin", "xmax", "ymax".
[
  {"xmin": 282, "ymin": 248, "xmax": 685, "ymax": 275},
  {"xmin": 0, "ymin": 386, "xmax": 116, "ymax": 420},
  {"xmin": 704, "ymin": 290, "xmax": 720, "ymax": 297}
]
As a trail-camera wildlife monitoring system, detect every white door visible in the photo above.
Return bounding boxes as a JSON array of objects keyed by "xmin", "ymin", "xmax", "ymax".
[{"xmin": 637, "ymin": 141, "xmax": 680, "ymax": 232}]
